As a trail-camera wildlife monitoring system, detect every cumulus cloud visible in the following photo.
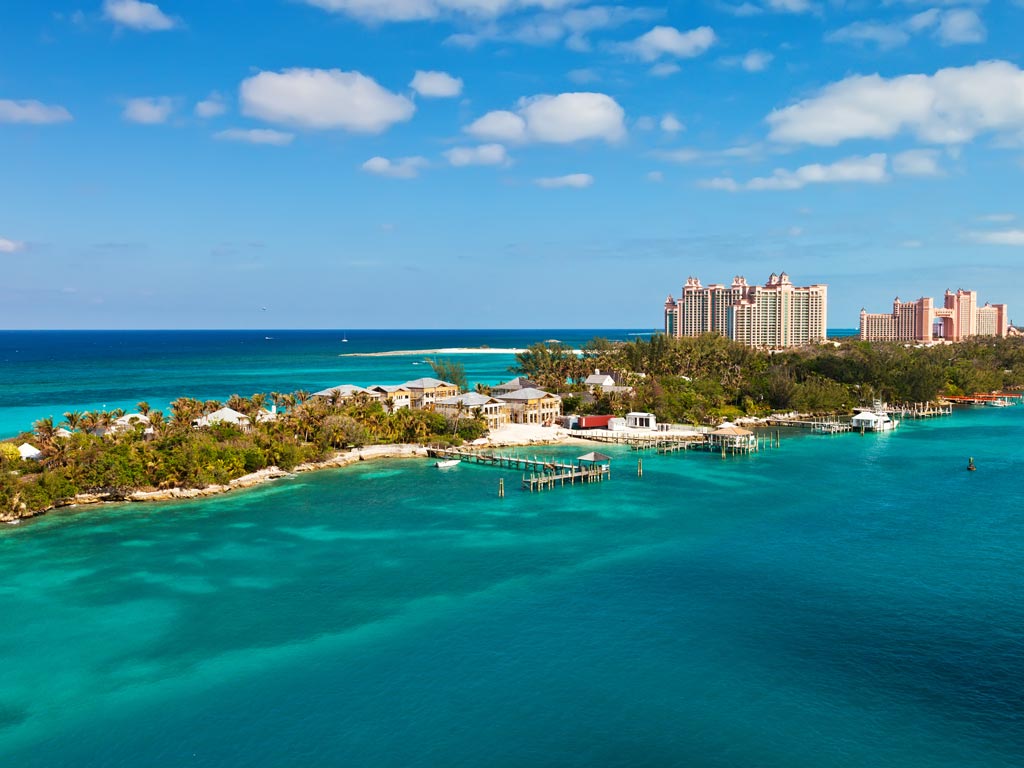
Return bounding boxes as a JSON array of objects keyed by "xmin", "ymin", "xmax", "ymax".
[
  {"xmin": 195, "ymin": 93, "xmax": 227, "ymax": 118},
  {"xmin": 892, "ymin": 148, "xmax": 943, "ymax": 176},
  {"xmin": 103, "ymin": 0, "xmax": 177, "ymax": 31},
  {"xmin": 0, "ymin": 99, "xmax": 72, "ymax": 124},
  {"xmin": 123, "ymin": 97, "xmax": 175, "ymax": 124},
  {"xmin": 767, "ymin": 61, "xmax": 1024, "ymax": 146},
  {"xmin": 649, "ymin": 62, "xmax": 681, "ymax": 77},
  {"xmin": 968, "ymin": 229, "xmax": 1024, "ymax": 246},
  {"xmin": 619, "ymin": 25, "xmax": 716, "ymax": 62},
  {"xmin": 764, "ymin": 0, "xmax": 813, "ymax": 12},
  {"xmin": 361, "ymin": 156, "xmax": 429, "ymax": 179},
  {"xmin": 240, "ymin": 69, "xmax": 415, "ymax": 133},
  {"xmin": 443, "ymin": 144, "xmax": 509, "ymax": 166},
  {"xmin": 410, "ymin": 70, "xmax": 463, "ymax": 98},
  {"xmin": 214, "ymin": 128, "xmax": 294, "ymax": 146},
  {"xmin": 466, "ymin": 92, "xmax": 625, "ymax": 144},
  {"xmin": 535, "ymin": 173, "xmax": 594, "ymax": 188},
  {"xmin": 827, "ymin": 8, "xmax": 985, "ymax": 50},
  {"xmin": 300, "ymin": 0, "xmax": 581, "ymax": 23},
  {"xmin": 0, "ymin": 237, "xmax": 26, "ymax": 254},
  {"xmin": 700, "ymin": 153, "xmax": 889, "ymax": 192},
  {"xmin": 660, "ymin": 114, "xmax": 684, "ymax": 133},
  {"xmin": 741, "ymin": 50, "xmax": 773, "ymax": 72}
]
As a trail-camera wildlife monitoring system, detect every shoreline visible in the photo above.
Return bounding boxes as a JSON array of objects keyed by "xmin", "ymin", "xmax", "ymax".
[
  {"xmin": 339, "ymin": 346, "xmax": 582, "ymax": 358},
  {"xmin": 2, "ymin": 427, "xmax": 585, "ymax": 528}
]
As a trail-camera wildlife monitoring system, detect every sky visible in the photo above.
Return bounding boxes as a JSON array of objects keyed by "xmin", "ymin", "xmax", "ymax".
[{"xmin": 2, "ymin": 0, "xmax": 1023, "ymax": 330}]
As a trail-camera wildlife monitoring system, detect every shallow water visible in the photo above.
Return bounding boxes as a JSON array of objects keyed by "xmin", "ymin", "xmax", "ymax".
[{"xmin": 1, "ymin": 405, "xmax": 1021, "ymax": 766}]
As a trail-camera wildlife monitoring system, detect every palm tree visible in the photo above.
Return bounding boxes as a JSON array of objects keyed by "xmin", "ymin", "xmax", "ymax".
[
  {"xmin": 136, "ymin": 401, "xmax": 151, "ymax": 417},
  {"xmin": 33, "ymin": 417, "xmax": 57, "ymax": 450},
  {"xmin": 148, "ymin": 410, "xmax": 166, "ymax": 437},
  {"xmin": 81, "ymin": 411, "xmax": 101, "ymax": 434},
  {"xmin": 294, "ymin": 389, "xmax": 311, "ymax": 406},
  {"xmin": 61, "ymin": 411, "xmax": 84, "ymax": 432}
]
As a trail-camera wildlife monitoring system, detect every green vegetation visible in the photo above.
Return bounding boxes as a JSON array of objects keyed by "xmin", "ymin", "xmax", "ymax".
[
  {"xmin": 1, "ymin": 393, "xmax": 486, "ymax": 520},
  {"xmin": 515, "ymin": 334, "xmax": 1024, "ymax": 425}
]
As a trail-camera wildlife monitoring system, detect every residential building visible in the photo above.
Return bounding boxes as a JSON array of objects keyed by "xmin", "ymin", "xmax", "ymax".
[
  {"xmin": 859, "ymin": 289, "xmax": 1009, "ymax": 343},
  {"xmin": 435, "ymin": 393, "xmax": 511, "ymax": 430},
  {"xmin": 664, "ymin": 272, "xmax": 827, "ymax": 349},
  {"xmin": 367, "ymin": 385, "xmax": 412, "ymax": 411},
  {"xmin": 401, "ymin": 377, "xmax": 460, "ymax": 409},
  {"xmin": 311, "ymin": 384, "xmax": 381, "ymax": 404},
  {"xmin": 494, "ymin": 388, "xmax": 563, "ymax": 425}
]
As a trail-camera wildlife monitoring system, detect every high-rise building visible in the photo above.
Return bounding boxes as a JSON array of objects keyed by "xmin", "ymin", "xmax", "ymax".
[
  {"xmin": 859, "ymin": 289, "xmax": 1009, "ymax": 343},
  {"xmin": 663, "ymin": 272, "xmax": 828, "ymax": 349}
]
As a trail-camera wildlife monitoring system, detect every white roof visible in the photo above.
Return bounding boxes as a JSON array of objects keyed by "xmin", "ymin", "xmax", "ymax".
[
  {"xmin": 370, "ymin": 385, "xmax": 411, "ymax": 394},
  {"xmin": 585, "ymin": 374, "xmax": 616, "ymax": 386},
  {"xmin": 196, "ymin": 407, "xmax": 250, "ymax": 427},
  {"xmin": 437, "ymin": 393, "xmax": 503, "ymax": 407},
  {"xmin": 495, "ymin": 388, "xmax": 560, "ymax": 401},
  {"xmin": 851, "ymin": 411, "xmax": 881, "ymax": 423},
  {"xmin": 402, "ymin": 377, "xmax": 454, "ymax": 389},
  {"xmin": 627, "ymin": 412, "xmax": 655, "ymax": 418},
  {"xmin": 18, "ymin": 443, "xmax": 43, "ymax": 460}
]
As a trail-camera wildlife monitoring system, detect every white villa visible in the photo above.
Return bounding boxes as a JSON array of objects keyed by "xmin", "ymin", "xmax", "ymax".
[
  {"xmin": 18, "ymin": 443, "xmax": 43, "ymax": 461},
  {"xmin": 368, "ymin": 385, "xmax": 412, "ymax": 411}
]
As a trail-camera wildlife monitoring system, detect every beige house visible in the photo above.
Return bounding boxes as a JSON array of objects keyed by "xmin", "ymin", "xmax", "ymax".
[
  {"xmin": 491, "ymin": 377, "xmax": 538, "ymax": 396},
  {"xmin": 435, "ymin": 393, "xmax": 511, "ymax": 430},
  {"xmin": 367, "ymin": 385, "xmax": 412, "ymax": 411},
  {"xmin": 494, "ymin": 387, "xmax": 562, "ymax": 425},
  {"xmin": 402, "ymin": 377, "xmax": 460, "ymax": 409}
]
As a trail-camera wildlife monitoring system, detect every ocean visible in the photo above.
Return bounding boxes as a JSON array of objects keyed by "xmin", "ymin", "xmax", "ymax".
[{"xmin": 1, "ymin": 330, "xmax": 1020, "ymax": 767}]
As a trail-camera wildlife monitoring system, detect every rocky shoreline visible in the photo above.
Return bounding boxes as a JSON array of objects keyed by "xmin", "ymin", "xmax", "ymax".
[{"xmin": 2, "ymin": 432, "xmax": 582, "ymax": 527}]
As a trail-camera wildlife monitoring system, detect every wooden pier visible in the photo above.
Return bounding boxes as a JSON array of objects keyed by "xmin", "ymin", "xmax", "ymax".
[
  {"xmin": 567, "ymin": 429, "xmax": 762, "ymax": 456},
  {"xmin": 426, "ymin": 447, "xmax": 611, "ymax": 492}
]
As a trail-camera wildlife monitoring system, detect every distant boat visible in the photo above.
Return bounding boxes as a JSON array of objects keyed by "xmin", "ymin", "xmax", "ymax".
[
  {"xmin": 341, "ymin": 334, "xmax": 348, "ymax": 343},
  {"xmin": 265, "ymin": 336, "xmax": 274, "ymax": 340},
  {"xmin": 435, "ymin": 459, "xmax": 460, "ymax": 468},
  {"xmin": 967, "ymin": 457, "xmax": 977, "ymax": 471},
  {"xmin": 988, "ymin": 399, "xmax": 1012, "ymax": 407}
]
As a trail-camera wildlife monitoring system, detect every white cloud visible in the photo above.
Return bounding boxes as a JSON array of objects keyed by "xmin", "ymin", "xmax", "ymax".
[
  {"xmin": 240, "ymin": 69, "xmax": 415, "ymax": 133},
  {"xmin": 535, "ymin": 173, "xmax": 594, "ymax": 188},
  {"xmin": 767, "ymin": 61, "xmax": 1024, "ymax": 146},
  {"xmin": 0, "ymin": 99, "xmax": 72, "ymax": 124},
  {"xmin": 902, "ymin": 240, "xmax": 923, "ymax": 248},
  {"xmin": 892, "ymin": 148, "xmax": 943, "ymax": 176},
  {"xmin": 444, "ymin": 144, "xmax": 509, "ymax": 166},
  {"xmin": 765, "ymin": 0, "xmax": 813, "ymax": 12},
  {"xmin": 660, "ymin": 114, "xmax": 684, "ymax": 133},
  {"xmin": 978, "ymin": 213, "xmax": 1016, "ymax": 223},
  {"xmin": 361, "ymin": 156, "xmax": 429, "ymax": 179},
  {"xmin": 649, "ymin": 62, "xmax": 681, "ymax": 77},
  {"xmin": 214, "ymin": 128, "xmax": 294, "ymax": 146},
  {"xmin": 936, "ymin": 9, "xmax": 986, "ymax": 45},
  {"xmin": 701, "ymin": 153, "xmax": 889, "ymax": 192},
  {"xmin": 300, "ymin": 0, "xmax": 582, "ymax": 23},
  {"xmin": 123, "ymin": 97, "xmax": 175, "ymax": 124},
  {"xmin": 968, "ymin": 229, "xmax": 1024, "ymax": 246},
  {"xmin": 465, "ymin": 110, "xmax": 526, "ymax": 141},
  {"xmin": 827, "ymin": 8, "xmax": 985, "ymax": 50},
  {"xmin": 466, "ymin": 92, "xmax": 625, "ymax": 144},
  {"xmin": 410, "ymin": 70, "xmax": 463, "ymax": 98},
  {"xmin": 742, "ymin": 50, "xmax": 773, "ymax": 72},
  {"xmin": 0, "ymin": 237, "xmax": 26, "ymax": 253},
  {"xmin": 619, "ymin": 25, "xmax": 716, "ymax": 62},
  {"xmin": 646, "ymin": 170, "xmax": 664, "ymax": 182},
  {"xmin": 103, "ymin": 0, "xmax": 176, "ymax": 31},
  {"xmin": 195, "ymin": 93, "xmax": 227, "ymax": 118}
]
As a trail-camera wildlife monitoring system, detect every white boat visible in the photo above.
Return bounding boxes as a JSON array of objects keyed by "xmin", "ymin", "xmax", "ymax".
[
  {"xmin": 434, "ymin": 459, "xmax": 460, "ymax": 468},
  {"xmin": 988, "ymin": 399, "xmax": 1012, "ymax": 407},
  {"xmin": 851, "ymin": 408, "xmax": 899, "ymax": 432}
]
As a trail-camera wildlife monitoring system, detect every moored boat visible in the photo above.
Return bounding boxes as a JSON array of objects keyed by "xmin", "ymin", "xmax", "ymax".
[{"xmin": 434, "ymin": 459, "xmax": 460, "ymax": 468}]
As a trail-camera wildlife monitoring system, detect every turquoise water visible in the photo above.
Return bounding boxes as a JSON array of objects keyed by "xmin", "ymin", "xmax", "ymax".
[{"xmin": 1, "ymin": 405, "xmax": 1022, "ymax": 766}]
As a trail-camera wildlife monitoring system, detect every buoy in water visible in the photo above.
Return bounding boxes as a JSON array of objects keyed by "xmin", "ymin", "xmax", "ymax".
[{"xmin": 967, "ymin": 457, "xmax": 976, "ymax": 472}]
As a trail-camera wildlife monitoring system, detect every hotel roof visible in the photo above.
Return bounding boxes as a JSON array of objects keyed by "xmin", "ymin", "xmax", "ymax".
[
  {"xmin": 494, "ymin": 387, "xmax": 560, "ymax": 401},
  {"xmin": 402, "ymin": 377, "xmax": 455, "ymax": 389}
]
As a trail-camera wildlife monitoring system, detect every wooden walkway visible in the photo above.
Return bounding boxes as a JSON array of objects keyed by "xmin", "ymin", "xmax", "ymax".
[{"xmin": 426, "ymin": 447, "xmax": 611, "ymax": 492}]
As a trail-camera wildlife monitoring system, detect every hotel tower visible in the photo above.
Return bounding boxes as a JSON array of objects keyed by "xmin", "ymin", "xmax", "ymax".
[
  {"xmin": 663, "ymin": 272, "xmax": 828, "ymax": 349},
  {"xmin": 859, "ymin": 289, "xmax": 1009, "ymax": 343}
]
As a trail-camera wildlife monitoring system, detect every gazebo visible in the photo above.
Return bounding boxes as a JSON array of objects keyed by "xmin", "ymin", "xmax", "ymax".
[
  {"xmin": 707, "ymin": 425, "xmax": 757, "ymax": 453},
  {"xmin": 577, "ymin": 451, "xmax": 612, "ymax": 467}
]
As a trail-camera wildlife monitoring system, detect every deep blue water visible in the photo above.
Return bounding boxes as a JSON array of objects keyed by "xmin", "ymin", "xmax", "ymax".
[{"xmin": 1, "ymin": 331, "xmax": 1020, "ymax": 767}]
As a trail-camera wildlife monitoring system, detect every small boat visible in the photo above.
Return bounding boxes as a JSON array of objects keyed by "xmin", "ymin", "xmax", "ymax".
[
  {"xmin": 988, "ymin": 399, "xmax": 1012, "ymax": 407},
  {"xmin": 967, "ymin": 457, "xmax": 976, "ymax": 471},
  {"xmin": 434, "ymin": 459, "xmax": 460, "ymax": 468},
  {"xmin": 341, "ymin": 334, "xmax": 349, "ymax": 343}
]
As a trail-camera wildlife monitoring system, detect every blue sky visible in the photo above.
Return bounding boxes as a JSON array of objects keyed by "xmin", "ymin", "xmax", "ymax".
[{"xmin": 2, "ymin": 0, "xmax": 1023, "ymax": 329}]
